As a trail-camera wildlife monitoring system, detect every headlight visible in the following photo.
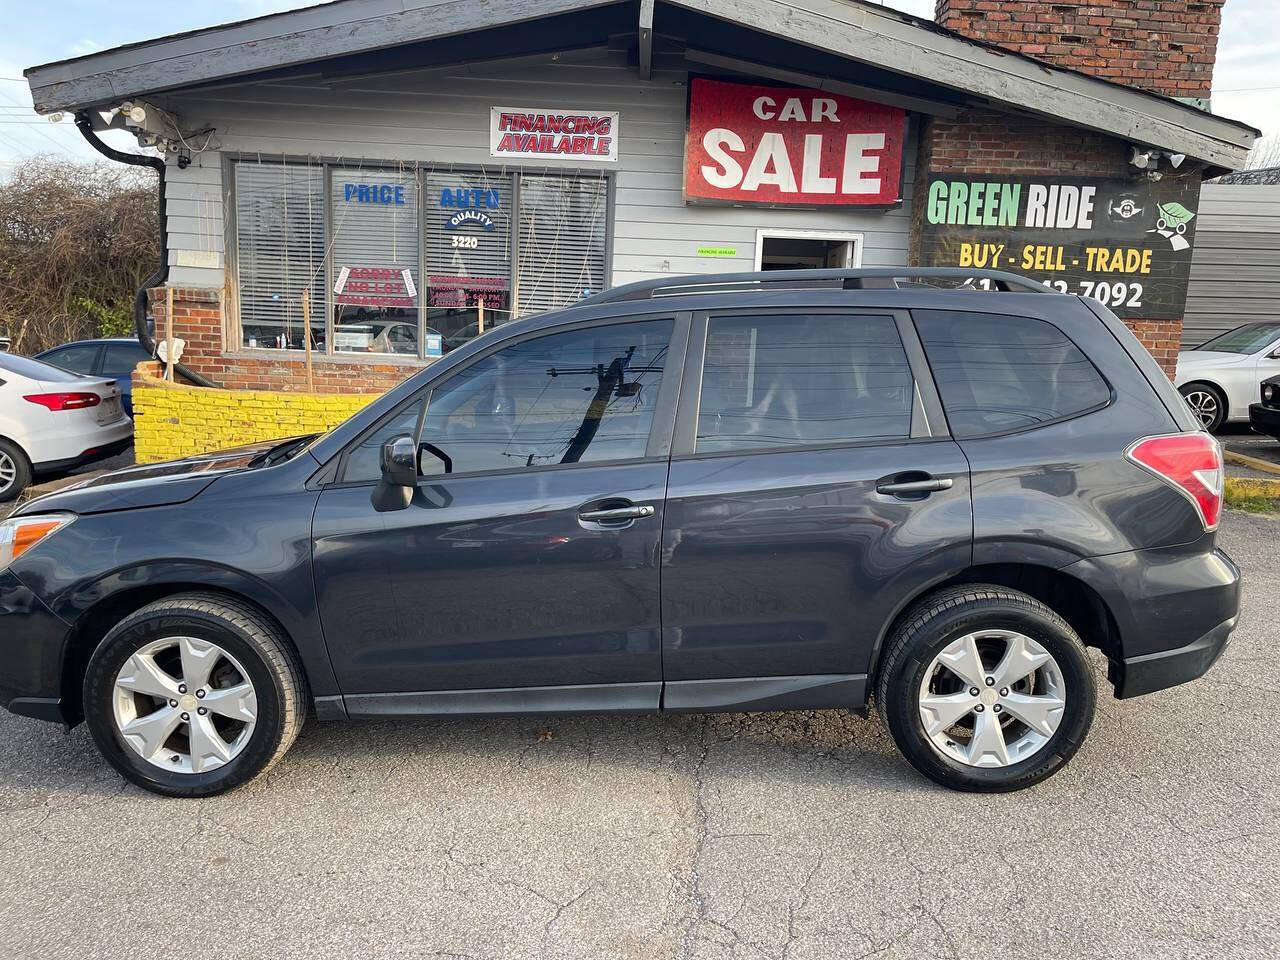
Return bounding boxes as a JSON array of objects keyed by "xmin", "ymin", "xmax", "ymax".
[
  {"xmin": 1265, "ymin": 384, "xmax": 1275, "ymax": 403},
  {"xmin": 0, "ymin": 514, "xmax": 74, "ymax": 572}
]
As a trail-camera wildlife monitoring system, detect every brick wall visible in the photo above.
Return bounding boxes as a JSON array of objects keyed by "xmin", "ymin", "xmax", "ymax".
[
  {"xmin": 130, "ymin": 361, "xmax": 380, "ymax": 463},
  {"xmin": 935, "ymin": 0, "xmax": 1224, "ymax": 100},
  {"xmin": 148, "ymin": 286, "xmax": 426, "ymax": 394}
]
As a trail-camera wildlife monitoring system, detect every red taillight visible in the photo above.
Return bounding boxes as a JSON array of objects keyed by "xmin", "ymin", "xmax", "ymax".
[
  {"xmin": 23, "ymin": 392, "xmax": 102, "ymax": 411},
  {"xmin": 1126, "ymin": 432, "xmax": 1223, "ymax": 531}
]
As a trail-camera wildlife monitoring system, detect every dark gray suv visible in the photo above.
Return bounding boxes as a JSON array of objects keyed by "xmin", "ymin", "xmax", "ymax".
[{"xmin": 0, "ymin": 269, "xmax": 1239, "ymax": 796}]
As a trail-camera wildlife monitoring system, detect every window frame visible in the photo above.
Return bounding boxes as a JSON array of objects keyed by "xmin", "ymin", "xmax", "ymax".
[
  {"xmin": 670, "ymin": 307, "xmax": 948, "ymax": 461},
  {"xmin": 225, "ymin": 153, "xmax": 616, "ymax": 363},
  {"xmin": 327, "ymin": 311, "xmax": 691, "ymax": 488},
  {"xmin": 40, "ymin": 343, "xmax": 104, "ymax": 376},
  {"xmin": 908, "ymin": 309, "xmax": 1115, "ymax": 441}
]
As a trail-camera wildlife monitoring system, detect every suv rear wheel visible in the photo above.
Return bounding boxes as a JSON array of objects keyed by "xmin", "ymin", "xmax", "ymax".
[
  {"xmin": 83, "ymin": 593, "xmax": 307, "ymax": 797},
  {"xmin": 876, "ymin": 585, "xmax": 1096, "ymax": 792}
]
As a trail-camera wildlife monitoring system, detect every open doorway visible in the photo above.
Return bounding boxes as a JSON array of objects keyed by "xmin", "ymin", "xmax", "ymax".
[{"xmin": 754, "ymin": 229, "xmax": 863, "ymax": 271}]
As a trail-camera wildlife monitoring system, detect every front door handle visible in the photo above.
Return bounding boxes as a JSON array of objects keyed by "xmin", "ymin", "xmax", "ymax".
[
  {"xmin": 578, "ymin": 504, "xmax": 656, "ymax": 522},
  {"xmin": 876, "ymin": 477, "xmax": 954, "ymax": 496}
]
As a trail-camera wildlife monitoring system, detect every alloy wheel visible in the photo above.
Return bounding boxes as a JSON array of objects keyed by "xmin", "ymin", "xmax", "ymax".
[
  {"xmin": 917, "ymin": 630, "xmax": 1066, "ymax": 768},
  {"xmin": 0, "ymin": 451, "xmax": 15, "ymax": 494},
  {"xmin": 112, "ymin": 636, "xmax": 258, "ymax": 774},
  {"xmin": 1182, "ymin": 389, "xmax": 1220, "ymax": 429}
]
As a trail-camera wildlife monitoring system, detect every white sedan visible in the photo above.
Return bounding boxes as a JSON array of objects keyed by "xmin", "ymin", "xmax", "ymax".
[
  {"xmin": 1175, "ymin": 321, "xmax": 1280, "ymax": 432},
  {"xmin": 0, "ymin": 352, "xmax": 133, "ymax": 501}
]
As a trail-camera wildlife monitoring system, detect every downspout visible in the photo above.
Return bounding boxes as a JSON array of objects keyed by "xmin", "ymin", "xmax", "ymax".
[{"xmin": 74, "ymin": 112, "xmax": 218, "ymax": 387}]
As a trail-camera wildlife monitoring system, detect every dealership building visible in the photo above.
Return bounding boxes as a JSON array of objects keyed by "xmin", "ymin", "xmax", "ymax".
[{"xmin": 24, "ymin": 0, "xmax": 1258, "ymax": 406}]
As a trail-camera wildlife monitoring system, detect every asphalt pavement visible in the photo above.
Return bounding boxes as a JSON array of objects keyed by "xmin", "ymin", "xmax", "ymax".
[{"xmin": 1, "ymin": 511, "xmax": 1277, "ymax": 960}]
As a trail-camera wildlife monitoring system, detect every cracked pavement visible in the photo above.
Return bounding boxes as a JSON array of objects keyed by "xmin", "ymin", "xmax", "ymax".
[{"xmin": 1, "ymin": 511, "xmax": 1278, "ymax": 959}]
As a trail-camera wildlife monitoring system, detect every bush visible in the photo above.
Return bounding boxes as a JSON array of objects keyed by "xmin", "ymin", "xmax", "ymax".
[{"xmin": 0, "ymin": 156, "xmax": 158, "ymax": 353}]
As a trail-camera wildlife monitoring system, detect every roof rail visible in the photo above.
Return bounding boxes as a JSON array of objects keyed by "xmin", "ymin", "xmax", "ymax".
[{"xmin": 581, "ymin": 268, "xmax": 1051, "ymax": 305}]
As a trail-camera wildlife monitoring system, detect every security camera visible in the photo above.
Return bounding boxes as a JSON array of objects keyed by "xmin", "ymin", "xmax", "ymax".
[{"xmin": 1129, "ymin": 147, "xmax": 1153, "ymax": 169}]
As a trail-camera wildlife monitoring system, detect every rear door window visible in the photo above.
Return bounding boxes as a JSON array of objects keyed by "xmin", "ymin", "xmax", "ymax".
[
  {"xmin": 696, "ymin": 313, "xmax": 913, "ymax": 452},
  {"xmin": 913, "ymin": 310, "xmax": 1110, "ymax": 438}
]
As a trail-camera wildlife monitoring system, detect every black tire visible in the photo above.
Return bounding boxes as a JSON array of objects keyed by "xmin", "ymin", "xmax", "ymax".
[
  {"xmin": 0, "ymin": 437, "xmax": 32, "ymax": 502},
  {"xmin": 876, "ymin": 585, "xmax": 1096, "ymax": 793},
  {"xmin": 1179, "ymin": 381, "xmax": 1227, "ymax": 433},
  {"xmin": 83, "ymin": 593, "xmax": 307, "ymax": 797}
]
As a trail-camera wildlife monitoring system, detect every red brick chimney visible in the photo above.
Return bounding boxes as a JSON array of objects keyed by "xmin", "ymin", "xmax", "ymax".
[{"xmin": 935, "ymin": 0, "xmax": 1224, "ymax": 102}]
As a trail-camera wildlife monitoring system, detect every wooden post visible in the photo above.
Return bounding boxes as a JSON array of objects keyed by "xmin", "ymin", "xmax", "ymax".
[
  {"xmin": 477, "ymin": 300, "xmax": 485, "ymax": 336},
  {"xmin": 164, "ymin": 286, "xmax": 175, "ymax": 382},
  {"xmin": 302, "ymin": 288, "xmax": 314, "ymax": 393}
]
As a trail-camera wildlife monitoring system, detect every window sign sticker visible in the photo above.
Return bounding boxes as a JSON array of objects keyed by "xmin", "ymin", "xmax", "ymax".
[
  {"xmin": 697, "ymin": 246, "xmax": 738, "ymax": 257},
  {"xmin": 333, "ymin": 265, "xmax": 351, "ymax": 296},
  {"xmin": 424, "ymin": 333, "xmax": 444, "ymax": 358},
  {"xmin": 402, "ymin": 269, "xmax": 417, "ymax": 299}
]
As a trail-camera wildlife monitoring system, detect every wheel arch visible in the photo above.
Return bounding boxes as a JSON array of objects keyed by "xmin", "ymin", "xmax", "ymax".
[
  {"xmin": 57, "ymin": 573, "xmax": 328, "ymax": 725},
  {"xmin": 869, "ymin": 562, "xmax": 1122, "ymax": 690}
]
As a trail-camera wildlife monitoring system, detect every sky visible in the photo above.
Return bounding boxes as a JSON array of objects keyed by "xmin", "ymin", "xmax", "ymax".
[{"xmin": 0, "ymin": 0, "xmax": 1275, "ymax": 174}]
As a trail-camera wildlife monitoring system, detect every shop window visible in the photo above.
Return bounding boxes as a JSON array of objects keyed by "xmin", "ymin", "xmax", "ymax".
[
  {"xmin": 696, "ymin": 314, "xmax": 913, "ymax": 452},
  {"xmin": 516, "ymin": 173, "xmax": 608, "ymax": 316},
  {"xmin": 423, "ymin": 170, "xmax": 514, "ymax": 350},
  {"xmin": 418, "ymin": 319, "xmax": 672, "ymax": 475},
  {"xmin": 913, "ymin": 311, "xmax": 1110, "ymax": 438},
  {"xmin": 331, "ymin": 167, "xmax": 422, "ymax": 356},
  {"xmin": 234, "ymin": 161, "xmax": 325, "ymax": 351}
]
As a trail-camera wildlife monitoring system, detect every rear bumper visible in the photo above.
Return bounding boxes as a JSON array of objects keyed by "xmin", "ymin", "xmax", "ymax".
[
  {"xmin": 1248, "ymin": 403, "xmax": 1280, "ymax": 438},
  {"xmin": 0, "ymin": 570, "xmax": 71, "ymax": 724},
  {"xmin": 1109, "ymin": 614, "xmax": 1237, "ymax": 699},
  {"xmin": 33, "ymin": 436, "xmax": 132, "ymax": 475},
  {"xmin": 1062, "ymin": 544, "xmax": 1240, "ymax": 698}
]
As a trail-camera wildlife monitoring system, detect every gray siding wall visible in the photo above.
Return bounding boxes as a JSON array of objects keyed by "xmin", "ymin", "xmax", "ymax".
[
  {"xmin": 1182, "ymin": 183, "xmax": 1280, "ymax": 347},
  {"xmin": 158, "ymin": 51, "xmax": 913, "ymax": 291}
]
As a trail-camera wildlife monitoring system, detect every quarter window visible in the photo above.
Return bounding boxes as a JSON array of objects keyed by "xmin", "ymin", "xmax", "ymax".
[
  {"xmin": 913, "ymin": 310, "xmax": 1110, "ymax": 438},
  {"xmin": 696, "ymin": 314, "xmax": 914, "ymax": 452},
  {"xmin": 341, "ymin": 399, "xmax": 425, "ymax": 484},
  {"xmin": 418, "ymin": 319, "xmax": 673, "ymax": 475}
]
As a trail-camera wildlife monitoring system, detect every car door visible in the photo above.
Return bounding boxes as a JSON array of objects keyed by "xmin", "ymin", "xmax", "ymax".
[
  {"xmin": 312, "ymin": 314, "xmax": 686, "ymax": 712},
  {"xmin": 659, "ymin": 308, "xmax": 972, "ymax": 711},
  {"xmin": 100, "ymin": 342, "xmax": 151, "ymax": 415},
  {"xmin": 1248, "ymin": 335, "xmax": 1280, "ymax": 411}
]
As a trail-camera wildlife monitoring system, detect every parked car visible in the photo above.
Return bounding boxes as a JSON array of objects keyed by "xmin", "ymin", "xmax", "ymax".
[
  {"xmin": 1249, "ymin": 374, "xmax": 1280, "ymax": 440},
  {"xmin": 0, "ymin": 269, "xmax": 1239, "ymax": 797},
  {"xmin": 35, "ymin": 338, "xmax": 153, "ymax": 417},
  {"xmin": 0, "ymin": 353, "xmax": 133, "ymax": 501},
  {"xmin": 1175, "ymin": 321, "xmax": 1280, "ymax": 432}
]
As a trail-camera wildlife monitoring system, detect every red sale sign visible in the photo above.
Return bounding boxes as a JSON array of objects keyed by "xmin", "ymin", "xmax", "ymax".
[{"xmin": 684, "ymin": 77, "xmax": 905, "ymax": 206}]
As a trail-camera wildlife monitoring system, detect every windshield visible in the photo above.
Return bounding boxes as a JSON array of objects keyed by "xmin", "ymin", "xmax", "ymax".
[
  {"xmin": 1196, "ymin": 322, "xmax": 1280, "ymax": 355},
  {"xmin": 0, "ymin": 353, "xmax": 86, "ymax": 382}
]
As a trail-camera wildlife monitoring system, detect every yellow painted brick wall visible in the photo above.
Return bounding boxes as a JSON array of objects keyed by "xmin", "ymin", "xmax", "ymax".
[{"xmin": 132, "ymin": 368, "xmax": 380, "ymax": 464}]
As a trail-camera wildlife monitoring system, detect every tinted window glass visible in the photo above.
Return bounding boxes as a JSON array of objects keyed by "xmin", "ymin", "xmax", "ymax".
[
  {"xmin": 696, "ymin": 314, "xmax": 913, "ymax": 452},
  {"xmin": 0, "ymin": 353, "xmax": 85, "ymax": 383},
  {"xmin": 419, "ymin": 319, "xmax": 672, "ymax": 475},
  {"xmin": 914, "ymin": 310, "xmax": 1109, "ymax": 438},
  {"xmin": 342, "ymin": 399, "xmax": 424, "ymax": 483},
  {"xmin": 42, "ymin": 344, "xmax": 99, "ymax": 374},
  {"xmin": 102, "ymin": 343, "xmax": 151, "ymax": 376}
]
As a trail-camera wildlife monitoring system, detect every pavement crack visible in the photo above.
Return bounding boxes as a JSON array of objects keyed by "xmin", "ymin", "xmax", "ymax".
[{"xmin": 677, "ymin": 715, "xmax": 712, "ymax": 960}]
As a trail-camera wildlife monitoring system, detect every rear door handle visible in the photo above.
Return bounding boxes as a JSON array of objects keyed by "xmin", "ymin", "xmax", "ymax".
[
  {"xmin": 578, "ymin": 504, "xmax": 656, "ymax": 522},
  {"xmin": 876, "ymin": 478, "xmax": 954, "ymax": 496}
]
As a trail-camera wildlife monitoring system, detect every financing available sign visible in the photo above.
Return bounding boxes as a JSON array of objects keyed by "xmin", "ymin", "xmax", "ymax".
[
  {"xmin": 683, "ymin": 77, "xmax": 906, "ymax": 207},
  {"xmin": 917, "ymin": 174, "xmax": 1202, "ymax": 319},
  {"xmin": 490, "ymin": 107, "xmax": 619, "ymax": 162}
]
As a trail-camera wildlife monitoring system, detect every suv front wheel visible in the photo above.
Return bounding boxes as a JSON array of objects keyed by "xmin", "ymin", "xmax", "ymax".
[
  {"xmin": 877, "ymin": 585, "xmax": 1096, "ymax": 792},
  {"xmin": 83, "ymin": 593, "xmax": 308, "ymax": 797}
]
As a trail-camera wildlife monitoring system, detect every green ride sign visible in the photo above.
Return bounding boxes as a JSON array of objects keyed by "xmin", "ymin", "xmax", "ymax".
[{"xmin": 917, "ymin": 174, "xmax": 1201, "ymax": 319}]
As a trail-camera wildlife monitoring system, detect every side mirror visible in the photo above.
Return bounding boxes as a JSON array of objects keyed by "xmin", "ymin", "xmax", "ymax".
[{"xmin": 380, "ymin": 436, "xmax": 417, "ymax": 488}]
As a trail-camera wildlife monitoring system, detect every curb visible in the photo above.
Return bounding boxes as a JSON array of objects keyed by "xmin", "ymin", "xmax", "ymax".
[
  {"xmin": 1225, "ymin": 450, "xmax": 1280, "ymax": 477},
  {"xmin": 1225, "ymin": 476, "xmax": 1280, "ymax": 497}
]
